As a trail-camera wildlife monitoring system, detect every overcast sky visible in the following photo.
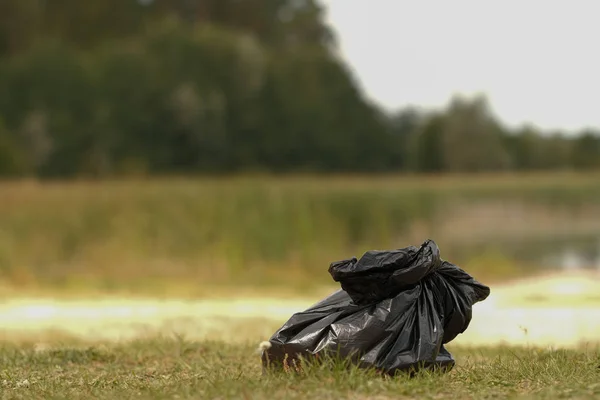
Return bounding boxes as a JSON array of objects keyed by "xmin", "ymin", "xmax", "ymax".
[{"xmin": 320, "ymin": 0, "xmax": 599, "ymax": 132}]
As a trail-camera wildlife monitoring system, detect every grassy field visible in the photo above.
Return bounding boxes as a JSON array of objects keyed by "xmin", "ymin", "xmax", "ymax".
[
  {"xmin": 2, "ymin": 173, "xmax": 600, "ymax": 399},
  {"xmin": 1, "ymin": 337, "xmax": 598, "ymax": 399},
  {"xmin": 1, "ymin": 172, "xmax": 600, "ymax": 297}
]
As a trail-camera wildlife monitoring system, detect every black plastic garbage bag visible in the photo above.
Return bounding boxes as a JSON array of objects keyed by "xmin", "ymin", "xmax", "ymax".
[{"xmin": 261, "ymin": 239, "xmax": 490, "ymax": 376}]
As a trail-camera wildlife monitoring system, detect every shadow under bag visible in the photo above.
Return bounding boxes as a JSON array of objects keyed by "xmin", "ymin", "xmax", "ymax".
[{"xmin": 262, "ymin": 239, "xmax": 491, "ymax": 376}]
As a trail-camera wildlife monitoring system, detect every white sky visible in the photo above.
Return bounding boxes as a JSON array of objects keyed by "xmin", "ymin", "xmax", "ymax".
[{"xmin": 320, "ymin": 0, "xmax": 600, "ymax": 132}]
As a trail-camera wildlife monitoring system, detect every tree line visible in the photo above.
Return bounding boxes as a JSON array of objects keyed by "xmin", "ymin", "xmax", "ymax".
[{"xmin": 0, "ymin": 0, "xmax": 598, "ymax": 178}]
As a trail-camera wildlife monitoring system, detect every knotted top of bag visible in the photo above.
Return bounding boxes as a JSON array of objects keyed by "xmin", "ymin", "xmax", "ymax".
[{"xmin": 328, "ymin": 239, "xmax": 442, "ymax": 305}]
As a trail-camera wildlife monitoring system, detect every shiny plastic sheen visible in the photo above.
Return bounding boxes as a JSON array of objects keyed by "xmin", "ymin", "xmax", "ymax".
[{"xmin": 262, "ymin": 240, "xmax": 491, "ymax": 376}]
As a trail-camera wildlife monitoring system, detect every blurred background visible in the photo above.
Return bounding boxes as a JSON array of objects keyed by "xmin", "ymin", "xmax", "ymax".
[{"xmin": 0, "ymin": 0, "xmax": 599, "ymax": 303}]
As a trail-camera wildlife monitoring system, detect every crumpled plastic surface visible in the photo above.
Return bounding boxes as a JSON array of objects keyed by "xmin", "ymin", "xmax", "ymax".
[{"xmin": 261, "ymin": 239, "xmax": 491, "ymax": 376}]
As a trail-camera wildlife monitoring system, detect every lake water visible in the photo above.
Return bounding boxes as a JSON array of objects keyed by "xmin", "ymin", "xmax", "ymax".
[
  {"xmin": 540, "ymin": 237, "xmax": 600, "ymax": 271},
  {"xmin": 457, "ymin": 234, "xmax": 600, "ymax": 272}
]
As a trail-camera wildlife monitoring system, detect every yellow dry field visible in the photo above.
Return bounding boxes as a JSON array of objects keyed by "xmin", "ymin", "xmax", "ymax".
[{"xmin": 1, "ymin": 271, "xmax": 599, "ymax": 349}]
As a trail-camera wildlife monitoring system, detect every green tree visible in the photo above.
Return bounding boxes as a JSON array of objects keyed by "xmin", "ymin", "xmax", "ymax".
[
  {"xmin": 387, "ymin": 107, "xmax": 423, "ymax": 169},
  {"xmin": 0, "ymin": 41, "xmax": 95, "ymax": 177},
  {"xmin": 411, "ymin": 113, "xmax": 445, "ymax": 172},
  {"xmin": 539, "ymin": 132, "xmax": 572, "ymax": 170},
  {"xmin": 36, "ymin": 0, "xmax": 150, "ymax": 50},
  {"xmin": 2, "ymin": 0, "xmax": 596, "ymax": 177},
  {"xmin": 0, "ymin": 0, "xmax": 43, "ymax": 57},
  {"xmin": 440, "ymin": 95, "xmax": 509, "ymax": 172},
  {"xmin": 254, "ymin": 44, "xmax": 394, "ymax": 172},
  {"xmin": 0, "ymin": 119, "xmax": 28, "ymax": 176},
  {"xmin": 146, "ymin": 0, "xmax": 335, "ymax": 49},
  {"xmin": 504, "ymin": 126, "xmax": 543, "ymax": 170},
  {"xmin": 571, "ymin": 130, "xmax": 600, "ymax": 170}
]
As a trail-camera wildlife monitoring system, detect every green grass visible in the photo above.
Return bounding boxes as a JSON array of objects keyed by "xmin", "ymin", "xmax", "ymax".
[
  {"xmin": 0, "ymin": 337, "xmax": 598, "ymax": 399},
  {"xmin": 1, "ymin": 172, "xmax": 600, "ymax": 296},
  {"xmin": 2, "ymin": 173, "xmax": 599, "ymax": 399}
]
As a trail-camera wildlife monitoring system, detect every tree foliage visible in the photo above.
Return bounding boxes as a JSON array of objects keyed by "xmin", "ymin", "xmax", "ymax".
[{"xmin": 0, "ymin": 1, "xmax": 598, "ymax": 177}]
